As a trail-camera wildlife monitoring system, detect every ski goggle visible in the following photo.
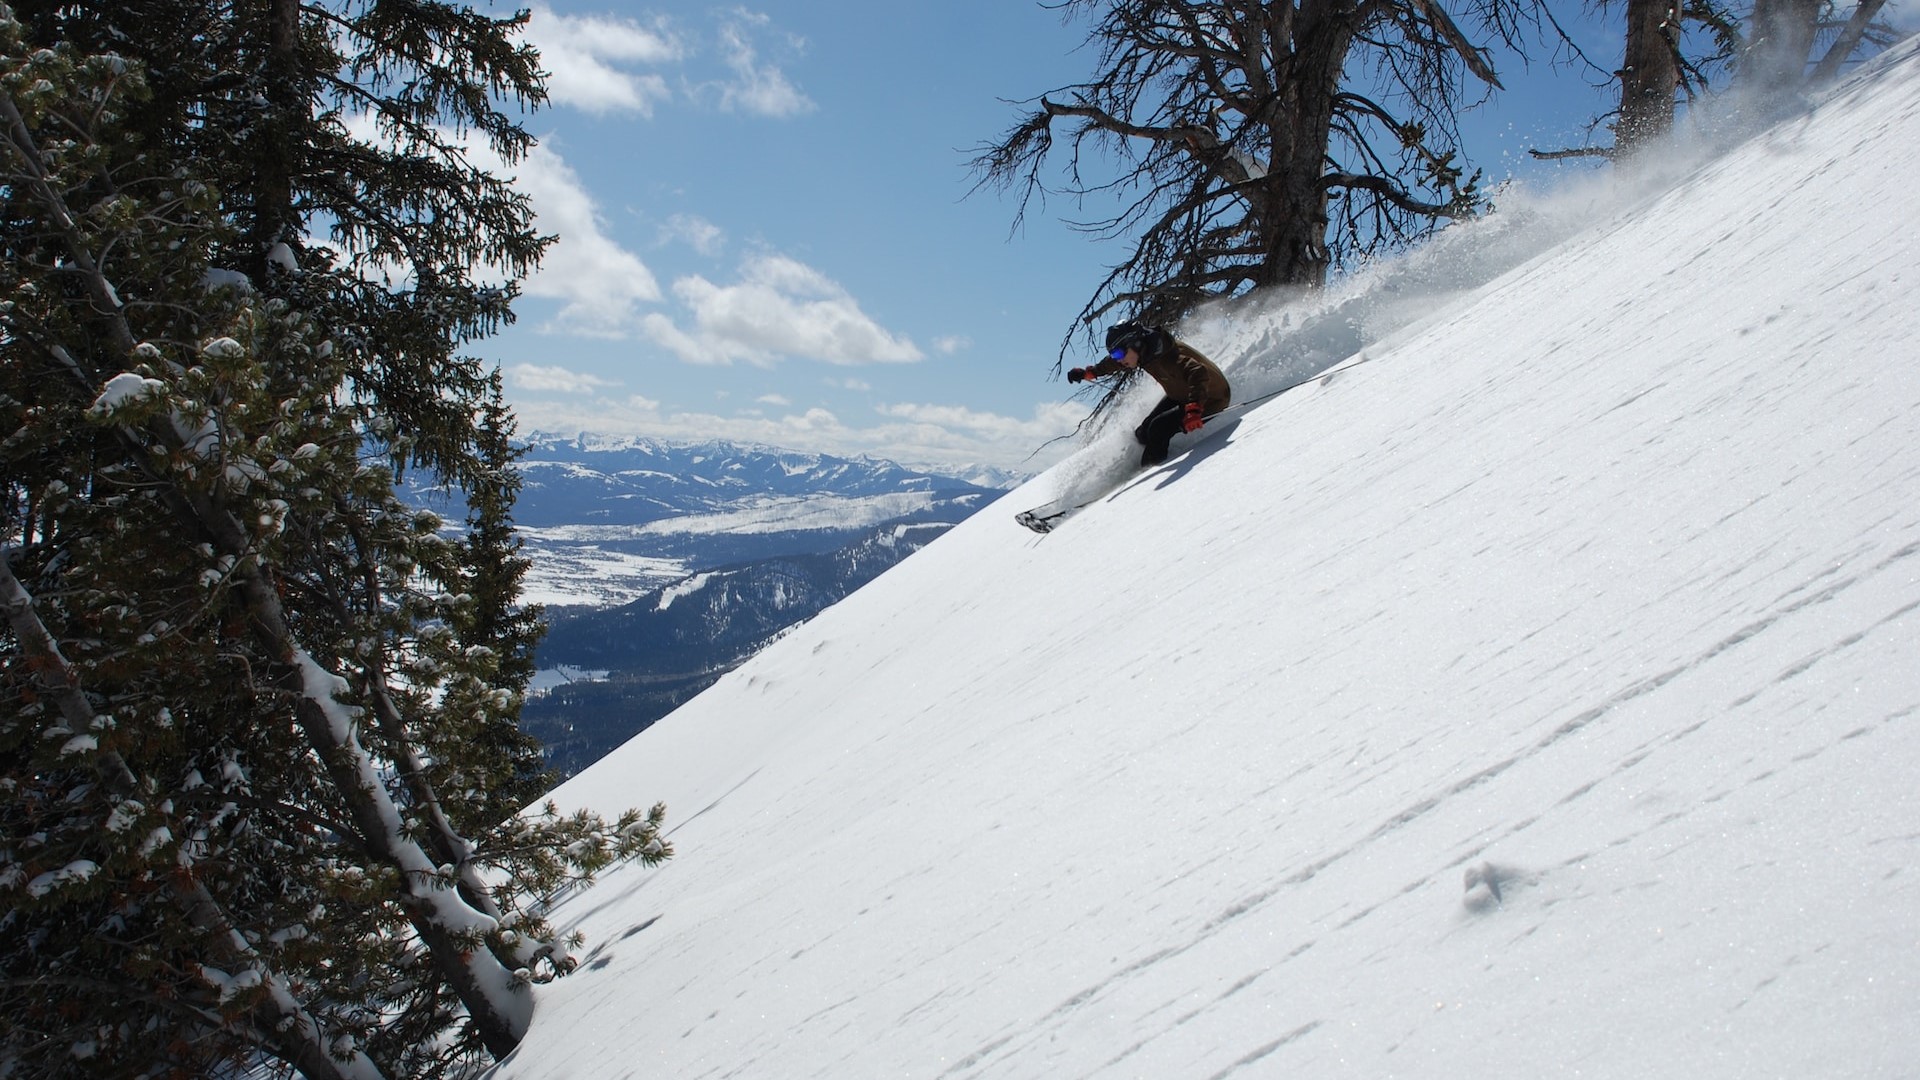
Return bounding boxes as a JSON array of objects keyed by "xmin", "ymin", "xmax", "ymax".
[{"xmin": 1108, "ymin": 346, "xmax": 1130, "ymax": 360}]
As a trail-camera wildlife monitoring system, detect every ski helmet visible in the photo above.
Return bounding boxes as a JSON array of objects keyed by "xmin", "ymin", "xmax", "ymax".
[{"xmin": 1105, "ymin": 321, "xmax": 1149, "ymax": 358}]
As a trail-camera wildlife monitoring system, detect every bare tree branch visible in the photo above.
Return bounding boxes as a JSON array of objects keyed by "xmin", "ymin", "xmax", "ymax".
[
  {"xmin": 1811, "ymin": 0, "xmax": 1892, "ymax": 81},
  {"xmin": 973, "ymin": 0, "xmax": 1572, "ymax": 357}
]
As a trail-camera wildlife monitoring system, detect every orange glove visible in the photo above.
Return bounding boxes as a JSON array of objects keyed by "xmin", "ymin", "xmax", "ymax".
[{"xmin": 1181, "ymin": 402, "xmax": 1205, "ymax": 433}]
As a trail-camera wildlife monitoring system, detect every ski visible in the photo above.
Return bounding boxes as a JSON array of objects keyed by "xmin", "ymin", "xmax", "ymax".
[
  {"xmin": 1014, "ymin": 505, "xmax": 1080, "ymax": 534},
  {"xmin": 1013, "ymin": 415, "xmax": 1242, "ymax": 534},
  {"xmin": 1014, "ymin": 347, "xmax": 1378, "ymax": 534}
]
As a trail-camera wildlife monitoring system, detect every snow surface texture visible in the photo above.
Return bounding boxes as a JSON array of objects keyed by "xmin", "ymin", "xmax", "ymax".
[{"xmin": 494, "ymin": 45, "xmax": 1920, "ymax": 1080}]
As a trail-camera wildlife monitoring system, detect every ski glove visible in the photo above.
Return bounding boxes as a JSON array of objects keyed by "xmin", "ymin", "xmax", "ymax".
[
  {"xmin": 1181, "ymin": 402, "xmax": 1206, "ymax": 433},
  {"xmin": 1067, "ymin": 367, "xmax": 1092, "ymax": 384}
]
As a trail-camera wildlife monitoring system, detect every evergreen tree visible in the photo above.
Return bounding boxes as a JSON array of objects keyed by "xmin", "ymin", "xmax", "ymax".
[
  {"xmin": 444, "ymin": 373, "xmax": 555, "ymax": 830},
  {"xmin": 0, "ymin": 3, "xmax": 669, "ymax": 1076}
]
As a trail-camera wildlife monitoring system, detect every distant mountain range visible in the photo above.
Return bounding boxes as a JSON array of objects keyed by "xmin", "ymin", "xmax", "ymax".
[
  {"xmin": 491, "ymin": 434, "xmax": 1022, "ymax": 777},
  {"xmin": 514, "ymin": 433, "xmax": 1024, "ymax": 528},
  {"xmin": 502, "ymin": 434, "xmax": 1017, "ymax": 607}
]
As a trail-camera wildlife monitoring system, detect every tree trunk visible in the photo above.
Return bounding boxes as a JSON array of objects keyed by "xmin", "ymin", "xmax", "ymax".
[
  {"xmin": 1619, "ymin": 0, "xmax": 1683, "ymax": 153},
  {"xmin": 247, "ymin": 0, "xmax": 303, "ymax": 274},
  {"xmin": 1257, "ymin": 2, "xmax": 1354, "ymax": 289},
  {"xmin": 1810, "ymin": 0, "xmax": 1891, "ymax": 81},
  {"xmin": 241, "ymin": 540, "xmax": 536, "ymax": 1059},
  {"xmin": 1743, "ymin": 0, "xmax": 1821, "ymax": 90}
]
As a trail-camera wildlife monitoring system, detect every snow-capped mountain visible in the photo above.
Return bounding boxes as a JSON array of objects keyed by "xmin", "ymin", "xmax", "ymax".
[
  {"xmin": 523, "ymin": 522, "xmax": 951, "ymax": 778},
  {"xmin": 513, "ymin": 433, "xmax": 1012, "ymax": 528},
  {"xmin": 501, "ymin": 438, "xmax": 1008, "ymax": 773},
  {"xmin": 492, "ymin": 42, "xmax": 1920, "ymax": 1080},
  {"xmin": 504, "ymin": 435, "xmax": 1009, "ymax": 607}
]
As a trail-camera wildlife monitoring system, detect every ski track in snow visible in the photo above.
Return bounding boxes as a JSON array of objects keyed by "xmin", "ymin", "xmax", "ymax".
[{"xmin": 492, "ymin": 43, "xmax": 1920, "ymax": 1080}]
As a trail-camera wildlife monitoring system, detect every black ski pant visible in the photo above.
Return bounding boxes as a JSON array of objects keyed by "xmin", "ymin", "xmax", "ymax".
[{"xmin": 1134, "ymin": 395, "xmax": 1209, "ymax": 466}]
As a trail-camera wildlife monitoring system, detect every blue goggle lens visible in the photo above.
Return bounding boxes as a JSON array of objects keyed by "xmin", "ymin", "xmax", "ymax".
[{"xmin": 1108, "ymin": 347, "xmax": 1129, "ymax": 360}]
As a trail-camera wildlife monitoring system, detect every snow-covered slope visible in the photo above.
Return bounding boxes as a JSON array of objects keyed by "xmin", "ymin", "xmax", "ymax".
[{"xmin": 493, "ymin": 45, "xmax": 1920, "ymax": 1080}]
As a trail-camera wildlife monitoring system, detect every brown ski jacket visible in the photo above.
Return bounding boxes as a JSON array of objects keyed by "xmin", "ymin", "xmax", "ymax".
[{"xmin": 1088, "ymin": 337, "xmax": 1231, "ymax": 414}]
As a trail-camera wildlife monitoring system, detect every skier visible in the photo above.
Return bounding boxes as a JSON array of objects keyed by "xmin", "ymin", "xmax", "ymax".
[{"xmin": 1068, "ymin": 321, "xmax": 1231, "ymax": 466}]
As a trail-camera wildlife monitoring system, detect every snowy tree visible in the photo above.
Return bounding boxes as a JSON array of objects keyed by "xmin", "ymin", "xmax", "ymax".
[
  {"xmin": 971, "ymin": 0, "xmax": 1571, "ymax": 345},
  {"xmin": 441, "ymin": 374, "xmax": 554, "ymax": 831},
  {"xmin": 0, "ymin": 3, "xmax": 669, "ymax": 1077}
]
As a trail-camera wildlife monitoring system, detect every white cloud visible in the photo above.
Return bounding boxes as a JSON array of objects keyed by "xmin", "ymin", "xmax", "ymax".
[
  {"xmin": 639, "ymin": 311, "xmax": 712, "ymax": 362},
  {"xmin": 874, "ymin": 402, "xmax": 1008, "ymax": 431},
  {"xmin": 757, "ymin": 394, "xmax": 792, "ymax": 407},
  {"xmin": 932, "ymin": 335, "xmax": 973, "ymax": 355},
  {"xmin": 508, "ymin": 363, "xmax": 619, "ymax": 394},
  {"xmin": 507, "ymin": 394, "xmax": 1085, "ymax": 473},
  {"xmin": 875, "ymin": 401, "xmax": 1079, "ymax": 443},
  {"xmin": 512, "ymin": 143, "xmax": 663, "ymax": 336},
  {"xmin": 714, "ymin": 10, "xmax": 815, "ymax": 118},
  {"xmin": 329, "ymin": 115, "xmax": 658, "ymax": 339},
  {"xmin": 516, "ymin": 6, "xmax": 815, "ymax": 121},
  {"xmin": 659, "ymin": 213, "xmax": 726, "ymax": 256},
  {"xmin": 646, "ymin": 254, "xmax": 922, "ymax": 366},
  {"xmin": 523, "ymin": 5, "xmax": 681, "ymax": 115}
]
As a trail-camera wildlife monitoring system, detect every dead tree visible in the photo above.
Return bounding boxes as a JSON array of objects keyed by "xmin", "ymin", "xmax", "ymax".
[
  {"xmin": 1618, "ymin": 0, "xmax": 1687, "ymax": 153},
  {"xmin": 1743, "ymin": 0, "xmax": 1826, "ymax": 87},
  {"xmin": 972, "ymin": 0, "xmax": 1571, "ymax": 349},
  {"xmin": 1533, "ymin": 0, "xmax": 1899, "ymax": 161},
  {"xmin": 1744, "ymin": 0, "xmax": 1898, "ymax": 88}
]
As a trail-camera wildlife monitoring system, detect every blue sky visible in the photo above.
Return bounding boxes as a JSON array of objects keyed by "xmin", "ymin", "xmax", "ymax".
[{"xmin": 474, "ymin": 1, "xmax": 1909, "ymax": 472}]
